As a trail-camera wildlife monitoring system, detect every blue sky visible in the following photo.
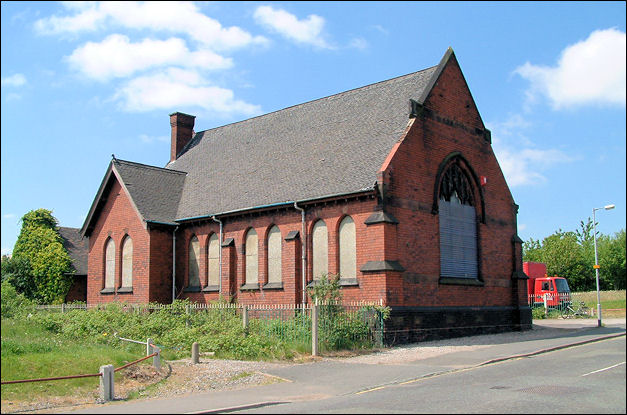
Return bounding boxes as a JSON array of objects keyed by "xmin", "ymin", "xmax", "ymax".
[{"xmin": 1, "ymin": 1, "xmax": 625, "ymax": 256}]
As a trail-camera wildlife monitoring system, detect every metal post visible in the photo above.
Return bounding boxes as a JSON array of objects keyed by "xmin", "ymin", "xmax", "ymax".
[
  {"xmin": 593, "ymin": 208, "xmax": 602, "ymax": 327},
  {"xmin": 312, "ymin": 304, "xmax": 319, "ymax": 356},
  {"xmin": 147, "ymin": 338, "xmax": 153, "ymax": 356},
  {"xmin": 543, "ymin": 293, "xmax": 548, "ymax": 316},
  {"xmin": 99, "ymin": 364, "xmax": 114, "ymax": 401}
]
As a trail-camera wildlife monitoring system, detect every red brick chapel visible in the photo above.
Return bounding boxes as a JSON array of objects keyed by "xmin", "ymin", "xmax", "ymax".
[{"xmin": 80, "ymin": 48, "xmax": 532, "ymax": 342}]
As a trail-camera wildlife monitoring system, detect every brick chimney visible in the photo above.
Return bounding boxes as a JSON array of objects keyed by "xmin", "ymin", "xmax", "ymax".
[{"xmin": 170, "ymin": 112, "xmax": 196, "ymax": 162}]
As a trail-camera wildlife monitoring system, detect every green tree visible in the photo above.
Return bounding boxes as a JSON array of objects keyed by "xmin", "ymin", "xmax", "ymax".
[
  {"xmin": 1, "ymin": 254, "xmax": 35, "ymax": 298},
  {"xmin": 9, "ymin": 209, "xmax": 73, "ymax": 304},
  {"xmin": 523, "ymin": 220, "xmax": 626, "ymax": 292}
]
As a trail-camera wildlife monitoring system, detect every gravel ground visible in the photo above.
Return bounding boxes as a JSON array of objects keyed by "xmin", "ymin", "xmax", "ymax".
[{"xmin": 4, "ymin": 321, "xmax": 619, "ymax": 414}]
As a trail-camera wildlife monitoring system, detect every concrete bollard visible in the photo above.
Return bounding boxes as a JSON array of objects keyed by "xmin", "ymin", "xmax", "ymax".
[
  {"xmin": 242, "ymin": 305, "xmax": 249, "ymax": 331},
  {"xmin": 146, "ymin": 338, "xmax": 153, "ymax": 356},
  {"xmin": 153, "ymin": 347, "xmax": 161, "ymax": 371},
  {"xmin": 99, "ymin": 364, "xmax": 114, "ymax": 401},
  {"xmin": 192, "ymin": 342, "xmax": 199, "ymax": 364}
]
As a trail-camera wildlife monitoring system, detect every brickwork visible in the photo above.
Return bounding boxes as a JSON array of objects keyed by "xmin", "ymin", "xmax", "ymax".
[{"xmin": 87, "ymin": 179, "xmax": 151, "ymax": 304}]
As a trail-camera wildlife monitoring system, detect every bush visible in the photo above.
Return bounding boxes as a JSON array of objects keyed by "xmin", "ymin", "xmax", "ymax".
[{"xmin": 1, "ymin": 280, "xmax": 36, "ymax": 318}]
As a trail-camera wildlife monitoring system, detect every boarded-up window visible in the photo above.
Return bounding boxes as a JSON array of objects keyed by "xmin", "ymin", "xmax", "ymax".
[
  {"xmin": 245, "ymin": 229, "xmax": 258, "ymax": 285},
  {"xmin": 312, "ymin": 220, "xmax": 328, "ymax": 280},
  {"xmin": 207, "ymin": 234, "xmax": 220, "ymax": 286},
  {"xmin": 438, "ymin": 163, "xmax": 478, "ymax": 279},
  {"xmin": 104, "ymin": 239, "xmax": 115, "ymax": 289},
  {"xmin": 267, "ymin": 226, "xmax": 282, "ymax": 284},
  {"xmin": 121, "ymin": 236, "xmax": 133, "ymax": 288},
  {"xmin": 188, "ymin": 236, "xmax": 200, "ymax": 287},
  {"xmin": 338, "ymin": 216, "xmax": 356, "ymax": 279}
]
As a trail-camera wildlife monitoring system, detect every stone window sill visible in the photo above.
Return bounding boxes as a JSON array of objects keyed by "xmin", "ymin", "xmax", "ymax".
[
  {"xmin": 100, "ymin": 288, "xmax": 115, "ymax": 295},
  {"xmin": 117, "ymin": 287, "xmax": 133, "ymax": 294},
  {"xmin": 262, "ymin": 282, "xmax": 284, "ymax": 290},
  {"xmin": 184, "ymin": 286, "xmax": 202, "ymax": 293},
  {"xmin": 202, "ymin": 285, "xmax": 220, "ymax": 292},
  {"xmin": 338, "ymin": 278, "xmax": 359, "ymax": 287},
  {"xmin": 240, "ymin": 283, "xmax": 260, "ymax": 291},
  {"xmin": 438, "ymin": 277, "xmax": 484, "ymax": 286}
]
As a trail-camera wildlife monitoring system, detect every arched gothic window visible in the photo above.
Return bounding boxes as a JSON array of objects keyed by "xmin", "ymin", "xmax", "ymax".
[
  {"xmin": 188, "ymin": 236, "xmax": 200, "ymax": 287},
  {"xmin": 121, "ymin": 236, "xmax": 133, "ymax": 288},
  {"xmin": 312, "ymin": 220, "xmax": 328, "ymax": 280},
  {"xmin": 267, "ymin": 226, "xmax": 282, "ymax": 284},
  {"xmin": 104, "ymin": 238, "xmax": 115, "ymax": 289},
  {"xmin": 338, "ymin": 216, "xmax": 356, "ymax": 279},
  {"xmin": 207, "ymin": 234, "xmax": 220, "ymax": 287},
  {"xmin": 438, "ymin": 162, "xmax": 478, "ymax": 278},
  {"xmin": 245, "ymin": 229, "xmax": 258, "ymax": 285}
]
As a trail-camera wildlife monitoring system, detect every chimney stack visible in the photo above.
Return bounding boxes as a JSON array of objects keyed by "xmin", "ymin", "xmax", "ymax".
[{"xmin": 170, "ymin": 112, "xmax": 196, "ymax": 162}]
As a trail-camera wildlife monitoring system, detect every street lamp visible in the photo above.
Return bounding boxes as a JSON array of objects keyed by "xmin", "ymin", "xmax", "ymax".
[{"xmin": 592, "ymin": 204, "xmax": 615, "ymax": 328}]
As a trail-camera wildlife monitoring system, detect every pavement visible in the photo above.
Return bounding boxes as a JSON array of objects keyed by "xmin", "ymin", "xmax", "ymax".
[{"xmin": 60, "ymin": 317, "xmax": 626, "ymax": 414}]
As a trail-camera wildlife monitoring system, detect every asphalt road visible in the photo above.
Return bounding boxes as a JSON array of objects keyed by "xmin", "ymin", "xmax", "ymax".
[
  {"xmin": 235, "ymin": 336, "xmax": 626, "ymax": 414},
  {"xmin": 65, "ymin": 319, "xmax": 626, "ymax": 414}
]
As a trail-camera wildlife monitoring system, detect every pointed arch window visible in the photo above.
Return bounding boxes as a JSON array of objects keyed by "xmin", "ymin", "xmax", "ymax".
[
  {"xmin": 438, "ymin": 162, "xmax": 478, "ymax": 279},
  {"xmin": 188, "ymin": 236, "xmax": 200, "ymax": 288},
  {"xmin": 121, "ymin": 236, "xmax": 133, "ymax": 288},
  {"xmin": 245, "ymin": 229, "xmax": 258, "ymax": 285},
  {"xmin": 207, "ymin": 234, "xmax": 220, "ymax": 287},
  {"xmin": 267, "ymin": 226, "xmax": 282, "ymax": 284},
  {"xmin": 312, "ymin": 220, "xmax": 328, "ymax": 280},
  {"xmin": 338, "ymin": 216, "xmax": 356, "ymax": 279},
  {"xmin": 104, "ymin": 238, "xmax": 115, "ymax": 289}
]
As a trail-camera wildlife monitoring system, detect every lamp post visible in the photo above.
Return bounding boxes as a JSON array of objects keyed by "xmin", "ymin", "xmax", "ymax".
[{"xmin": 592, "ymin": 204, "xmax": 615, "ymax": 327}]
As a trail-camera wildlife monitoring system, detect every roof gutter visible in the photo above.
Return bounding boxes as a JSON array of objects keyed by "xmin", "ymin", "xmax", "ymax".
[{"xmin": 175, "ymin": 188, "xmax": 375, "ymax": 223}]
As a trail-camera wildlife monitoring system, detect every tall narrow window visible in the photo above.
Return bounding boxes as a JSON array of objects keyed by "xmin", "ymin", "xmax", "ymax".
[
  {"xmin": 121, "ymin": 236, "xmax": 133, "ymax": 288},
  {"xmin": 338, "ymin": 216, "xmax": 356, "ymax": 279},
  {"xmin": 438, "ymin": 162, "xmax": 478, "ymax": 278},
  {"xmin": 207, "ymin": 234, "xmax": 220, "ymax": 287},
  {"xmin": 104, "ymin": 238, "xmax": 115, "ymax": 289},
  {"xmin": 188, "ymin": 236, "xmax": 200, "ymax": 287},
  {"xmin": 245, "ymin": 229, "xmax": 258, "ymax": 285},
  {"xmin": 312, "ymin": 220, "xmax": 328, "ymax": 280},
  {"xmin": 267, "ymin": 226, "xmax": 282, "ymax": 284}
]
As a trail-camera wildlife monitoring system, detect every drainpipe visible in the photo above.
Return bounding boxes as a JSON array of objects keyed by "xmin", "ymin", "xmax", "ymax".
[
  {"xmin": 293, "ymin": 202, "xmax": 307, "ymax": 304},
  {"xmin": 172, "ymin": 226, "xmax": 179, "ymax": 303},
  {"xmin": 211, "ymin": 216, "xmax": 223, "ymax": 295}
]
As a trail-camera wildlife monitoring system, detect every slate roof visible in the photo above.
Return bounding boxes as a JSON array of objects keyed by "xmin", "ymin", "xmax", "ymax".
[
  {"xmin": 167, "ymin": 65, "xmax": 439, "ymax": 220},
  {"xmin": 113, "ymin": 159, "xmax": 186, "ymax": 225},
  {"xmin": 82, "ymin": 49, "xmax": 454, "ymax": 233},
  {"xmin": 58, "ymin": 227, "xmax": 88, "ymax": 275}
]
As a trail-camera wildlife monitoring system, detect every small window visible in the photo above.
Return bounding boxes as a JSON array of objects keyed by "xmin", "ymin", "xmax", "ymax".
[
  {"xmin": 104, "ymin": 238, "xmax": 115, "ymax": 289},
  {"xmin": 121, "ymin": 236, "xmax": 133, "ymax": 288},
  {"xmin": 207, "ymin": 234, "xmax": 220, "ymax": 287},
  {"xmin": 312, "ymin": 220, "xmax": 328, "ymax": 280},
  {"xmin": 188, "ymin": 236, "xmax": 200, "ymax": 287},
  {"xmin": 245, "ymin": 229, "xmax": 258, "ymax": 285},
  {"xmin": 338, "ymin": 216, "xmax": 356, "ymax": 279},
  {"xmin": 267, "ymin": 226, "xmax": 282, "ymax": 284}
]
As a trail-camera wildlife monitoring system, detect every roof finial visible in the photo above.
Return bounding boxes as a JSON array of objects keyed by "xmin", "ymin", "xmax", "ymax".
[{"xmin": 112, "ymin": 154, "xmax": 116, "ymax": 161}]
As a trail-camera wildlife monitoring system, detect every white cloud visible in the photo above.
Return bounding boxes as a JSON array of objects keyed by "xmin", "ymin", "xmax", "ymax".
[
  {"xmin": 67, "ymin": 34, "xmax": 233, "ymax": 81},
  {"xmin": 139, "ymin": 134, "xmax": 169, "ymax": 144},
  {"xmin": 515, "ymin": 28, "xmax": 626, "ymax": 109},
  {"xmin": 349, "ymin": 37, "xmax": 368, "ymax": 50},
  {"xmin": 253, "ymin": 6, "xmax": 332, "ymax": 49},
  {"xmin": 114, "ymin": 68, "xmax": 261, "ymax": 116},
  {"xmin": 35, "ymin": 1, "xmax": 267, "ymax": 51},
  {"xmin": 487, "ymin": 115, "xmax": 575, "ymax": 187},
  {"xmin": 1, "ymin": 73, "xmax": 27, "ymax": 87}
]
